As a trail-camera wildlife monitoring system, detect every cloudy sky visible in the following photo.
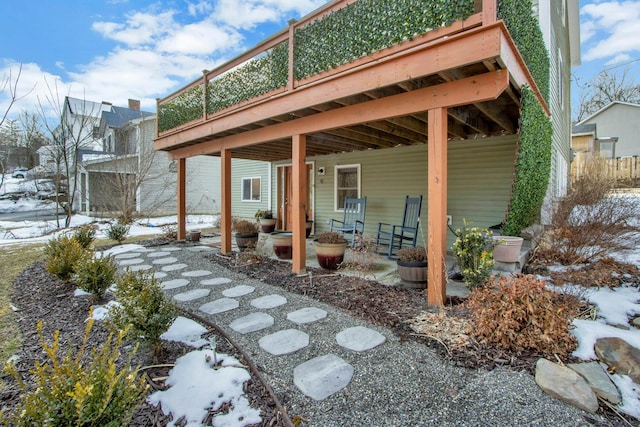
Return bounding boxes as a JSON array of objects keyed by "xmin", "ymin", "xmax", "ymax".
[{"xmin": 0, "ymin": 0, "xmax": 638, "ymax": 122}]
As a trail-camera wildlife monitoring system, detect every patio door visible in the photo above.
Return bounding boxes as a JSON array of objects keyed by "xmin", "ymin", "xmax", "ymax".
[{"xmin": 277, "ymin": 163, "xmax": 313, "ymax": 231}]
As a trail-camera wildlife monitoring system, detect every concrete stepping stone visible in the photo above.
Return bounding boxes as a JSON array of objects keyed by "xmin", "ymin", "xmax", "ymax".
[
  {"xmin": 118, "ymin": 258, "xmax": 145, "ymax": 266},
  {"xmin": 129, "ymin": 264, "xmax": 153, "ymax": 272},
  {"xmin": 229, "ymin": 312, "xmax": 274, "ymax": 334},
  {"xmin": 222, "ymin": 285, "xmax": 255, "ymax": 297},
  {"xmin": 152, "ymin": 256, "xmax": 179, "ymax": 265},
  {"xmin": 200, "ymin": 298, "xmax": 239, "ymax": 315},
  {"xmin": 258, "ymin": 329, "xmax": 309, "ymax": 355},
  {"xmin": 147, "ymin": 251, "xmax": 173, "ymax": 258},
  {"xmin": 182, "ymin": 270, "xmax": 212, "ymax": 278},
  {"xmin": 336, "ymin": 326, "xmax": 386, "ymax": 352},
  {"xmin": 201, "ymin": 277, "xmax": 232, "ymax": 286},
  {"xmin": 161, "ymin": 246, "xmax": 182, "ymax": 252},
  {"xmin": 187, "ymin": 246, "xmax": 214, "ymax": 252},
  {"xmin": 162, "ymin": 263, "xmax": 188, "ymax": 272},
  {"xmin": 293, "ymin": 354, "xmax": 354, "ymax": 401},
  {"xmin": 114, "ymin": 252, "xmax": 142, "ymax": 259},
  {"xmin": 251, "ymin": 294, "xmax": 287, "ymax": 309},
  {"xmin": 153, "ymin": 272, "xmax": 168, "ymax": 279},
  {"xmin": 161, "ymin": 279, "xmax": 190, "ymax": 290},
  {"xmin": 287, "ymin": 307, "xmax": 328, "ymax": 324},
  {"xmin": 173, "ymin": 288, "xmax": 211, "ymax": 302}
]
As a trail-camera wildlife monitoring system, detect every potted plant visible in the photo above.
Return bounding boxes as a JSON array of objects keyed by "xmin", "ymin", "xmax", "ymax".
[
  {"xmin": 234, "ymin": 219, "xmax": 259, "ymax": 251},
  {"xmin": 255, "ymin": 210, "xmax": 277, "ymax": 233},
  {"xmin": 313, "ymin": 231, "xmax": 347, "ymax": 270},
  {"xmin": 396, "ymin": 246, "xmax": 428, "ymax": 288},
  {"xmin": 270, "ymin": 231, "xmax": 293, "ymax": 259},
  {"xmin": 451, "ymin": 220, "xmax": 496, "ymax": 289},
  {"xmin": 488, "ymin": 223, "xmax": 524, "ymax": 263}
]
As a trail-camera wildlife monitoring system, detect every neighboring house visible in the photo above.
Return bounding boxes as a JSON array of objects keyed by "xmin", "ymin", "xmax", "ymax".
[
  {"xmin": 571, "ymin": 102, "xmax": 639, "ymax": 186},
  {"xmin": 154, "ymin": 0, "xmax": 580, "ymax": 305},
  {"xmin": 575, "ymin": 101, "xmax": 640, "ymax": 158}
]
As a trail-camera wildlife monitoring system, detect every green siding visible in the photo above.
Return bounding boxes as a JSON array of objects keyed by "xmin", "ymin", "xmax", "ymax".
[
  {"xmin": 269, "ymin": 135, "xmax": 518, "ymax": 248},
  {"xmin": 231, "ymin": 158, "xmax": 271, "ymax": 220}
]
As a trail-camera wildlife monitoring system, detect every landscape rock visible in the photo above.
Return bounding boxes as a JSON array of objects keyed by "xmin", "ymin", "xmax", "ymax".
[
  {"xmin": 595, "ymin": 337, "xmax": 640, "ymax": 384},
  {"xmin": 632, "ymin": 316, "xmax": 640, "ymax": 329},
  {"xmin": 535, "ymin": 358, "xmax": 599, "ymax": 413},
  {"xmin": 568, "ymin": 361, "xmax": 621, "ymax": 404}
]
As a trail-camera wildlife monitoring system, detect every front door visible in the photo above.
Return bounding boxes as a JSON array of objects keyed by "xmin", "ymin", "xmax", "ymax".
[{"xmin": 277, "ymin": 163, "xmax": 313, "ymax": 231}]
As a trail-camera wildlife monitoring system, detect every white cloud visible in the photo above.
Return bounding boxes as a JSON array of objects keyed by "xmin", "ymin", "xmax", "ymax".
[
  {"xmin": 605, "ymin": 53, "xmax": 632, "ymax": 66},
  {"xmin": 187, "ymin": 1, "xmax": 213, "ymax": 16},
  {"xmin": 213, "ymin": 0, "xmax": 327, "ymax": 29},
  {"xmin": 581, "ymin": 1, "xmax": 640, "ymax": 62},
  {"xmin": 92, "ymin": 11, "xmax": 177, "ymax": 46},
  {"xmin": 157, "ymin": 21, "xmax": 243, "ymax": 55}
]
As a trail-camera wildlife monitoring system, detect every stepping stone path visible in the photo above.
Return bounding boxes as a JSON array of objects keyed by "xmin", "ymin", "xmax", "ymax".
[{"xmin": 132, "ymin": 243, "xmax": 389, "ymax": 402}]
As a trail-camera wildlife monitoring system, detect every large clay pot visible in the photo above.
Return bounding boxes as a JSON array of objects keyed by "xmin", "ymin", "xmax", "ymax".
[
  {"xmin": 271, "ymin": 231, "xmax": 293, "ymax": 259},
  {"xmin": 189, "ymin": 230, "xmax": 201, "ymax": 242},
  {"xmin": 492, "ymin": 236, "xmax": 524, "ymax": 263},
  {"xmin": 235, "ymin": 233, "xmax": 259, "ymax": 252},
  {"xmin": 313, "ymin": 240, "xmax": 347, "ymax": 270},
  {"xmin": 396, "ymin": 259, "xmax": 428, "ymax": 288}
]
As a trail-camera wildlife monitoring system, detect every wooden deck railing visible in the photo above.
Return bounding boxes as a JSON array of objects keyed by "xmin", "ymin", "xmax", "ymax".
[{"xmin": 157, "ymin": 0, "xmax": 544, "ymax": 136}]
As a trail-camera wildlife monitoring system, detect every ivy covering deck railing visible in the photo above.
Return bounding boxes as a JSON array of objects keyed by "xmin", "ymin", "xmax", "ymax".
[{"xmin": 157, "ymin": 0, "xmax": 548, "ymax": 134}]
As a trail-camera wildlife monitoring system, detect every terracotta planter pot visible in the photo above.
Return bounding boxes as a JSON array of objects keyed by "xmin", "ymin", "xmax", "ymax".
[
  {"xmin": 235, "ymin": 233, "xmax": 258, "ymax": 252},
  {"xmin": 492, "ymin": 236, "xmax": 524, "ymax": 263},
  {"xmin": 271, "ymin": 231, "xmax": 293, "ymax": 259},
  {"xmin": 397, "ymin": 259, "xmax": 428, "ymax": 288},
  {"xmin": 313, "ymin": 240, "xmax": 347, "ymax": 270},
  {"xmin": 189, "ymin": 230, "xmax": 201, "ymax": 242},
  {"xmin": 259, "ymin": 218, "xmax": 277, "ymax": 233}
]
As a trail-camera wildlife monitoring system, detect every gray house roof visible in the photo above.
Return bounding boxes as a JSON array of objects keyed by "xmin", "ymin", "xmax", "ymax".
[
  {"xmin": 571, "ymin": 123, "xmax": 595, "ymax": 135},
  {"xmin": 101, "ymin": 106, "xmax": 154, "ymax": 130}
]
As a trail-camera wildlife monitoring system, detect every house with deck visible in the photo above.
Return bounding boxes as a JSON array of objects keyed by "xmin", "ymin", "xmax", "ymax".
[{"xmin": 154, "ymin": 0, "xmax": 579, "ymax": 306}]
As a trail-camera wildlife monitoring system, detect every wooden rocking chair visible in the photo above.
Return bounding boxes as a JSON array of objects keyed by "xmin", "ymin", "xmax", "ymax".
[
  {"xmin": 328, "ymin": 197, "xmax": 367, "ymax": 247},
  {"xmin": 376, "ymin": 195, "xmax": 423, "ymax": 257}
]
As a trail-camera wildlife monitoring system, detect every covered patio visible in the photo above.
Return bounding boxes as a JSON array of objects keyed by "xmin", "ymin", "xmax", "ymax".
[{"xmin": 154, "ymin": 0, "xmax": 548, "ymax": 306}]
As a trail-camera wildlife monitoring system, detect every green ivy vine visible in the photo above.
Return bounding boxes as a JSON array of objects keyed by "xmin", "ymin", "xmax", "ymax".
[
  {"xmin": 206, "ymin": 42, "xmax": 289, "ymax": 115},
  {"xmin": 502, "ymin": 87, "xmax": 552, "ymax": 237},
  {"xmin": 157, "ymin": 85, "xmax": 203, "ymax": 133},
  {"xmin": 498, "ymin": 0, "xmax": 550, "ymax": 103},
  {"xmin": 294, "ymin": 0, "xmax": 475, "ymax": 80}
]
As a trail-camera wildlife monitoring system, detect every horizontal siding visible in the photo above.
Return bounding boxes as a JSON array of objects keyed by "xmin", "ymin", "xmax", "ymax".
[{"xmin": 231, "ymin": 159, "xmax": 271, "ymax": 220}]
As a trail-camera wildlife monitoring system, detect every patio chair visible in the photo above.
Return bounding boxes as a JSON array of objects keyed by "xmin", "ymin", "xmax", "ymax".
[
  {"xmin": 328, "ymin": 197, "xmax": 367, "ymax": 247},
  {"xmin": 376, "ymin": 195, "xmax": 423, "ymax": 258}
]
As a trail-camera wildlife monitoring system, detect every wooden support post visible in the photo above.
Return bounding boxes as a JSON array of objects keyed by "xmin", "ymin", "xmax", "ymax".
[
  {"xmin": 177, "ymin": 158, "xmax": 186, "ymax": 240},
  {"xmin": 220, "ymin": 149, "xmax": 232, "ymax": 254},
  {"xmin": 482, "ymin": 0, "xmax": 496, "ymax": 25},
  {"xmin": 427, "ymin": 107, "xmax": 448, "ymax": 306},
  {"xmin": 292, "ymin": 134, "xmax": 307, "ymax": 274}
]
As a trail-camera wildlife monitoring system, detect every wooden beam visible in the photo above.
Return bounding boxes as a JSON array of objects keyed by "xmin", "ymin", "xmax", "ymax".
[
  {"xmin": 427, "ymin": 107, "xmax": 448, "ymax": 307},
  {"xmin": 220, "ymin": 149, "xmax": 232, "ymax": 254},
  {"xmin": 292, "ymin": 134, "xmax": 307, "ymax": 274},
  {"xmin": 167, "ymin": 70, "xmax": 508, "ymax": 159},
  {"xmin": 177, "ymin": 158, "xmax": 186, "ymax": 240}
]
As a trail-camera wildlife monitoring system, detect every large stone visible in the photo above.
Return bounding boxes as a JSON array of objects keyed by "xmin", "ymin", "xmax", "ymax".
[
  {"xmin": 293, "ymin": 354, "xmax": 354, "ymax": 401},
  {"xmin": 535, "ymin": 358, "xmax": 599, "ymax": 414},
  {"xmin": 595, "ymin": 337, "xmax": 640, "ymax": 384},
  {"xmin": 568, "ymin": 362, "xmax": 621, "ymax": 404}
]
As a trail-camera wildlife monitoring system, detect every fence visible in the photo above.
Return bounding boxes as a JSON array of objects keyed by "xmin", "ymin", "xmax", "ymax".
[{"xmin": 572, "ymin": 156, "xmax": 640, "ymax": 188}]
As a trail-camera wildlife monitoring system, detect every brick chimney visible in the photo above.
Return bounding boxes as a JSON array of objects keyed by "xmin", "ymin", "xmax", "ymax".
[{"xmin": 128, "ymin": 99, "xmax": 141, "ymax": 111}]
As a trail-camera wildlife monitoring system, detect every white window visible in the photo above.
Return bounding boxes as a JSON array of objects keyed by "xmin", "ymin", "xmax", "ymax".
[
  {"xmin": 334, "ymin": 164, "xmax": 361, "ymax": 210},
  {"xmin": 241, "ymin": 177, "xmax": 261, "ymax": 202},
  {"xmin": 557, "ymin": 49, "xmax": 564, "ymax": 111}
]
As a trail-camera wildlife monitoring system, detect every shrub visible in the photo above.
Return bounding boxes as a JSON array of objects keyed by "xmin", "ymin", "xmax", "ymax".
[
  {"xmin": 465, "ymin": 274, "xmax": 579, "ymax": 358},
  {"xmin": 314, "ymin": 231, "xmax": 347, "ymax": 244},
  {"xmin": 397, "ymin": 246, "xmax": 427, "ymax": 263},
  {"xmin": 162, "ymin": 224, "xmax": 177, "ymax": 239},
  {"xmin": 233, "ymin": 219, "xmax": 259, "ymax": 236},
  {"xmin": 43, "ymin": 235, "xmax": 89, "ymax": 281},
  {"xmin": 72, "ymin": 224, "xmax": 97, "ymax": 249},
  {"xmin": 106, "ymin": 221, "xmax": 130, "ymax": 244},
  {"xmin": 109, "ymin": 270, "xmax": 178, "ymax": 354},
  {"xmin": 451, "ymin": 220, "xmax": 495, "ymax": 289},
  {"xmin": 254, "ymin": 209, "xmax": 274, "ymax": 219},
  {"xmin": 1, "ymin": 317, "xmax": 148, "ymax": 426},
  {"xmin": 544, "ymin": 159, "xmax": 640, "ymax": 264},
  {"xmin": 74, "ymin": 253, "xmax": 118, "ymax": 300}
]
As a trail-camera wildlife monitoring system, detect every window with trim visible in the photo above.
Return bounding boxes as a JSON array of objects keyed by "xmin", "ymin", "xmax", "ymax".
[
  {"xmin": 334, "ymin": 164, "xmax": 360, "ymax": 210},
  {"xmin": 557, "ymin": 49, "xmax": 564, "ymax": 111},
  {"xmin": 241, "ymin": 177, "xmax": 261, "ymax": 201}
]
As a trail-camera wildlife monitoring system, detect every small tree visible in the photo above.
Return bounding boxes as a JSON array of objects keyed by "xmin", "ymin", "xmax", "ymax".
[{"xmin": 574, "ymin": 68, "xmax": 640, "ymax": 122}]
